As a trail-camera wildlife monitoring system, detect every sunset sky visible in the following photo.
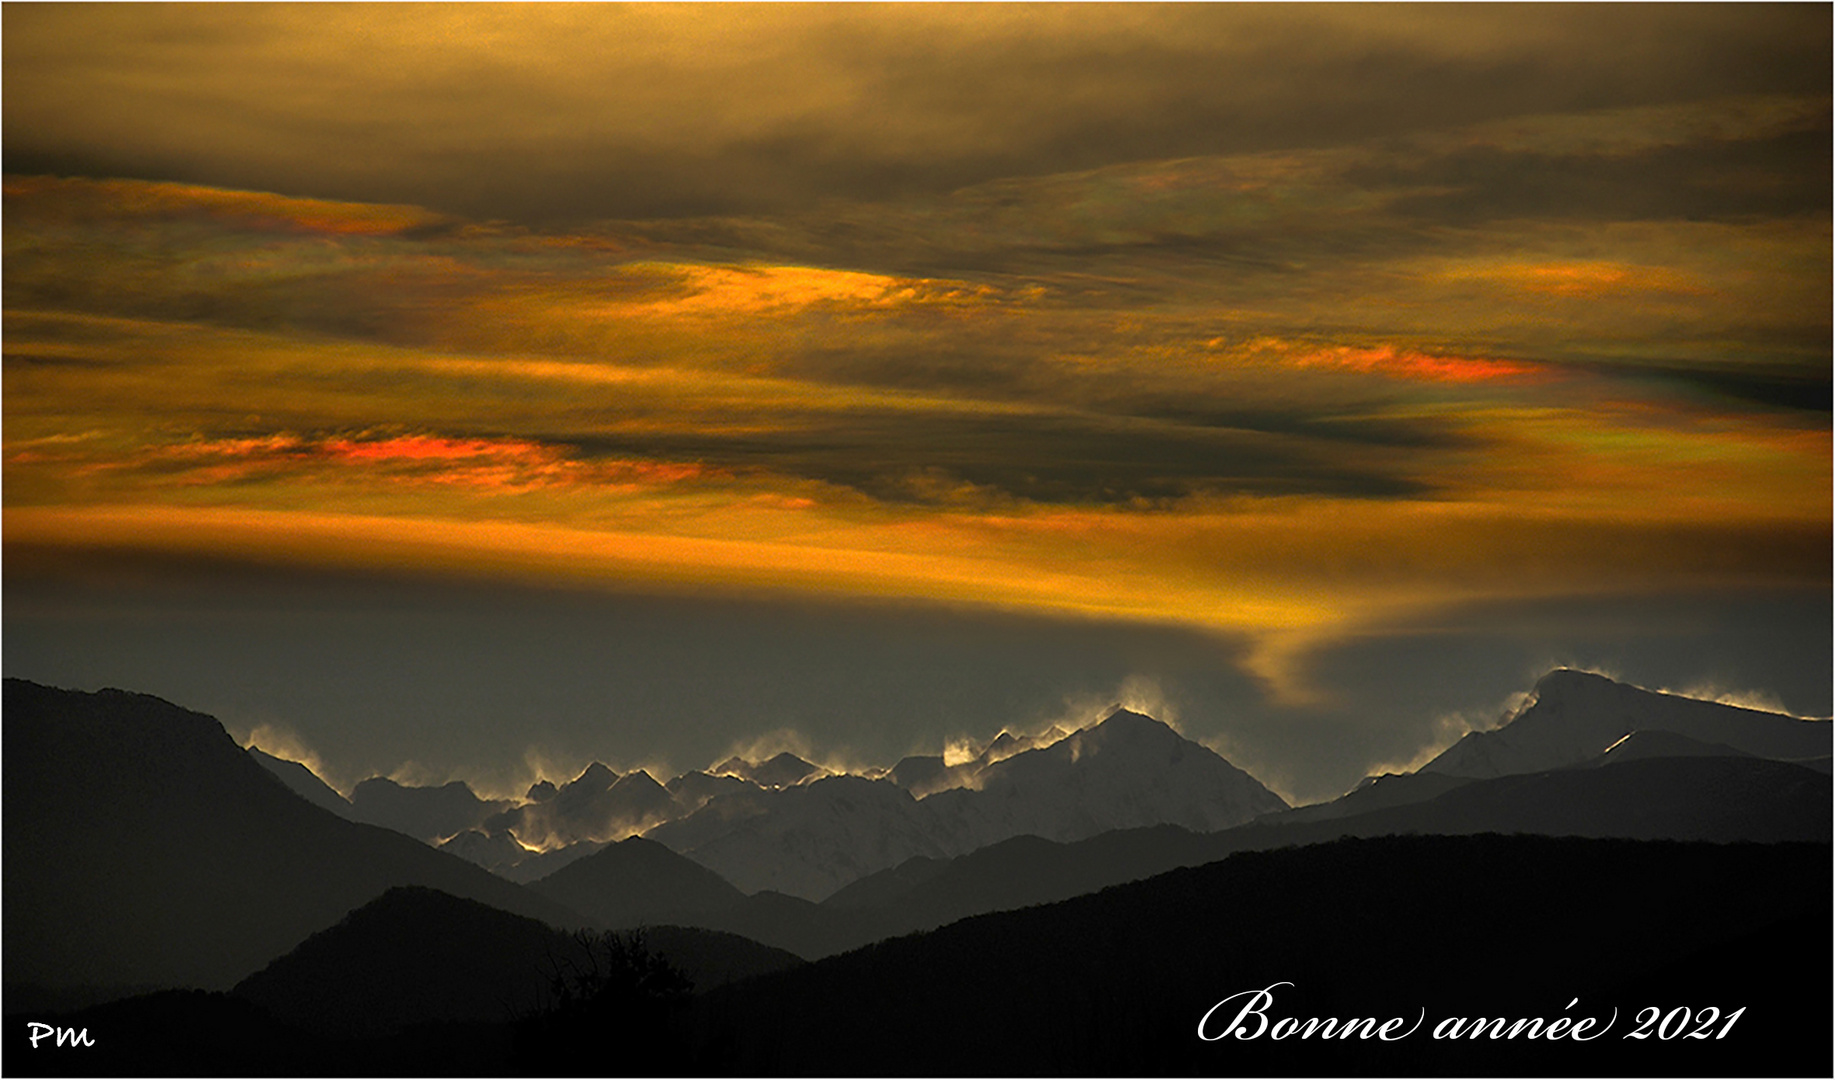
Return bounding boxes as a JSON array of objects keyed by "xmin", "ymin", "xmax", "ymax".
[{"xmin": 5, "ymin": 4, "xmax": 1829, "ymax": 804}]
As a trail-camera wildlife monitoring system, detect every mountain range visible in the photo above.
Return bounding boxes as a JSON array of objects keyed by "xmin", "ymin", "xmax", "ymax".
[
  {"xmin": 257, "ymin": 667, "xmax": 1827, "ymax": 910},
  {"xmin": 5, "ymin": 668, "xmax": 1828, "ymax": 1076},
  {"xmin": 254, "ymin": 702, "xmax": 1291, "ymax": 899}
]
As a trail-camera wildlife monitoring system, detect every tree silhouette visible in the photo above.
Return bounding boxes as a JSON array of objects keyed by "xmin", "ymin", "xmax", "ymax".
[{"xmin": 513, "ymin": 929, "xmax": 694, "ymax": 1073}]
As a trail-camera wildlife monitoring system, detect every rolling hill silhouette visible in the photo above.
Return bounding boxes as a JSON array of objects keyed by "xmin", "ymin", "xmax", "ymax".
[
  {"xmin": 234, "ymin": 886, "xmax": 801, "ymax": 1039},
  {"xmin": 249, "ymin": 746, "xmax": 352, "ymax": 816},
  {"xmin": 3, "ymin": 679, "xmax": 584, "ymax": 1006},
  {"xmin": 13, "ymin": 836, "xmax": 1824, "ymax": 1076},
  {"xmin": 530, "ymin": 835, "xmax": 748, "ymax": 928},
  {"xmin": 687, "ymin": 834, "xmax": 1831, "ymax": 1076}
]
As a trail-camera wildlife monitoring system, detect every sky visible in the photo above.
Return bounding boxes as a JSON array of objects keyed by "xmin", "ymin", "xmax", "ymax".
[{"xmin": 4, "ymin": 4, "xmax": 1830, "ymax": 806}]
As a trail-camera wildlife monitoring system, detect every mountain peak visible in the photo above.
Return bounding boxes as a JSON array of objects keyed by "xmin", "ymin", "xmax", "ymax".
[
  {"xmin": 1422, "ymin": 669, "xmax": 1829, "ymax": 780},
  {"xmin": 1087, "ymin": 707, "xmax": 1176, "ymax": 742},
  {"xmin": 569, "ymin": 761, "xmax": 618, "ymax": 789},
  {"xmin": 1532, "ymin": 668, "xmax": 1625, "ymax": 702},
  {"xmin": 610, "ymin": 768, "xmax": 667, "ymax": 795},
  {"xmin": 747, "ymin": 752, "xmax": 824, "ymax": 789}
]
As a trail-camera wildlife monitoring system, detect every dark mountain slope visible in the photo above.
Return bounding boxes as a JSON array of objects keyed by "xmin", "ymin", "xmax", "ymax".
[
  {"xmin": 688, "ymin": 834, "xmax": 1831, "ymax": 1077},
  {"xmin": 233, "ymin": 886, "xmax": 804, "ymax": 1039},
  {"xmin": 766, "ymin": 754, "xmax": 1831, "ymax": 959},
  {"xmin": 233, "ymin": 887, "xmax": 577, "ymax": 1038},
  {"xmin": 3, "ymin": 679, "xmax": 583, "ymax": 999},
  {"xmin": 248, "ymin": 747, "xmax": 352, "ymax": 816},
  {"xmin": 530, "ymin": 835, "xmax": 748, "ymax": 929},
  {"xmin": 1272, "ymin": 768, "xmax": 1474, "ymax": 823},
  {"xmin": 1209, "ymin": 755, "xmax": 1830, "ymax": 855}
]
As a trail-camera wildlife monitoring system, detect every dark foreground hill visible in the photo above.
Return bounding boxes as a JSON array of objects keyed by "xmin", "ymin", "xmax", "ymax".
[
  {"xmin": 234, "ymin": 886, "xmax": 802, "ymax": 1039},
  {"xmin": 2, "ymin": 679, "xmax": 583, "ymax": 1004},
  {"xmin": 8, "ymin": 834, "xmax": 1825, "ymax": 1077},
  {"xmin": 685, "ymin": 834, "xmax": 1829, "ymax": 1077}
]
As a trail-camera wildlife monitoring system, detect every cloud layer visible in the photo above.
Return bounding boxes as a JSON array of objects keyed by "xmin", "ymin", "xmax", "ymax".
[{"xmin": 4, "ymin": 6, "xmax": 1828, "ymax": 800}]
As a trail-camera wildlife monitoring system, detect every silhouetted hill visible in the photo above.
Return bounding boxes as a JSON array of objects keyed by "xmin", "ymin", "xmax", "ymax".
[
  {"xmin": 688, "ymin": 835, "xmax": 1831, "ymax": 1076},
  {"xmin": 3, "ymin": 679, "xmax": 584, "ymax": 1002},
  {"xmin": 531, "ymin": 835, "xmax": 748, "ymax": 928},
  {"xmin": 822, "ymin": 854, "xmax": 948, "ymax": 910},
  {"xmin": 10, "ymin": 836, "xmax": 1823, "ymax": 1076},
  {"xmin": 248, "ymin": 747, "xmax": 352, "ymax": 816},
  {"xmin": 1272, "ymin": 769, "xmax": 1474, "ymax": 823},
  {"xmin": 234, "ymin": 886, "xmax": 578, "ymax": 1038},
  {"xmin": 497, "ymin": 838, "xmax": 610, "ymax": 883},
  {"xmin": 232, "ymin": 886, "xmax": 804, "ymax": 1040},
  {"xmin": 816, "ymin": 825, "xmax": 1216, "ymax": 951},
  {"xmin": 694, "ymin": 890, "xmax": 865, "ymax": 962},
  {"xmin": 635, "ymin": 925, "xmax": 805, "ymax": 989},
  {"xmin": 1224, "ymin": 755, "xmax": 1831, "ymax": 849}
]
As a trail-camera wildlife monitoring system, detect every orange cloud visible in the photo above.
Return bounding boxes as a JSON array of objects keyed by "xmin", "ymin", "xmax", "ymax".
[
  {"xmin": 46, "ymin": 433, "xmax": 716, "ymax": 499},
  {"xmin": 1435, "ymin": 259, "xmax": 1708, "ymax": 298},
  {"xmin": 3, "ymin": 175, "xmax": 448, "ymax": 236},
  {"xmin": 9, "ymin": 492, "xmax": 1823, "ymax": 709},
  {"xmin": 1230, "ymin": 340, "xmax": 1545, "ymax": 383},
  {"xmin": 566, "ymin": 262, "xmax": 1003, "ymax": 322}
]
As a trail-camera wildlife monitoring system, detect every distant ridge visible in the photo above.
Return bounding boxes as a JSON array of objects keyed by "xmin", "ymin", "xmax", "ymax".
[
  {"xmin": 3, "ymin": 679, "xmax": 585, "ymax": 1000},
  {"xmin": 689, "ymin": 835, "xmax": 1831, "ymax": 1076},
  {"xmin": 530, "ymin": 835, "xmax": 747, "ymax": 928},
  {"xmin": 249, "ymin": 747, "xmax": 352, "ymax": 817},
  {"xmin": 348, "ymin": 776, "xmax": 510, "ymax": 843},
  {"xmin": 1422, "ymin": 668, "xmax": 1830, "ymax": 778}
]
